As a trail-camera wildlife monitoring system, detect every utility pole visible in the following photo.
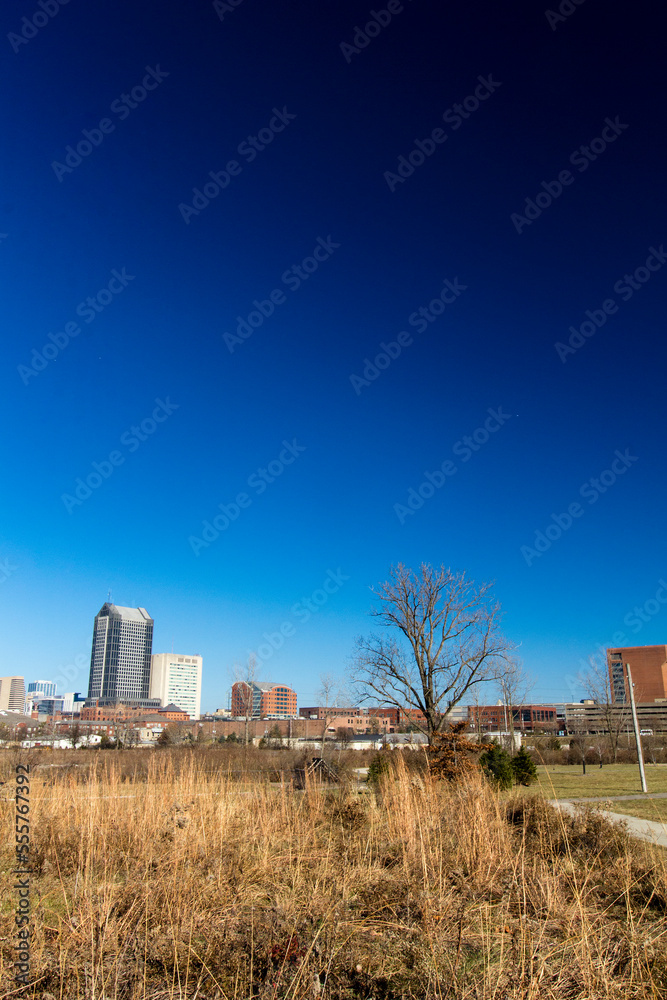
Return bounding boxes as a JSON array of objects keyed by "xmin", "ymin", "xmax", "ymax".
[{"xmin": 626, "ymin": 662, "xmax": 647, "ymax": 794}]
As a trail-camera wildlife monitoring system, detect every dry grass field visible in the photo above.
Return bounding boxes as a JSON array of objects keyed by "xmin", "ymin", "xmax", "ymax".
[{"xmin": 1, "ymin": 748, "xmax": 667, "ymax": 999}]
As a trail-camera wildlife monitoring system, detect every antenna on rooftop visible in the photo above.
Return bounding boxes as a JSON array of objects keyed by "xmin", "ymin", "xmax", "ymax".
[{"xmin": 107, "ymin": 589, "xmax": 112, "ymax": 604}]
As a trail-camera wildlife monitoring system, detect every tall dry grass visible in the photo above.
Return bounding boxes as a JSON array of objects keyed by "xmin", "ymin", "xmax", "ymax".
[{"xmin": 1, "ymin": 750, "xmax": 666, "ymax": 999}]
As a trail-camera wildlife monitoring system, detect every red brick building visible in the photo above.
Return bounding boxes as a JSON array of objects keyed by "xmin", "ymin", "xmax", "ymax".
[
  {"xmin": 231, "ymin": 681, "xmax": 297, "ymax": 718},
  {"xmin": 469, "ymin": 704, "xmax": 558, "ymax": 732},
  {"xmin": 608, "ymin": 645, "xmax": 667, "ymax": 703}
]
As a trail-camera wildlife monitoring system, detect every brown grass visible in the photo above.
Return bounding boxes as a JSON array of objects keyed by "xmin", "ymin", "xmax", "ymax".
[{"xmin": 1, "ymin": 749, "xmax": 667, "ymax": 999}]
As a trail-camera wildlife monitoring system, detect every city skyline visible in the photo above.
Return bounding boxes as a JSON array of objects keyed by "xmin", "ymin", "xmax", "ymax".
[{"xmin": 8, "ymin": 588, "xmax": 667, "ymax": 714}]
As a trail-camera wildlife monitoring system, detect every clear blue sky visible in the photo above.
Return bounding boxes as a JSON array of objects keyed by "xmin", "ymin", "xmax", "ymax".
[{"xmin": 1, "ymin": 0, "xmax": 665, "ymax": 712}]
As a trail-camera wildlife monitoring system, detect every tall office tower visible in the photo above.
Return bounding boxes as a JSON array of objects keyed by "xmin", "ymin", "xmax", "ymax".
[
  {"xmin": 0, "ymin": 676, "xmax": 26, "ymax": 711},
  {"xmin": 150, "ymin": 654, "xmax": 202, "ymax": 719},
  {"xmin": 28, "ymin": 680, "xmax": 57, "ymax": 698},
  {"xmin": 87, "ymin": 604, "xmax": 154, "ymax": 702}
]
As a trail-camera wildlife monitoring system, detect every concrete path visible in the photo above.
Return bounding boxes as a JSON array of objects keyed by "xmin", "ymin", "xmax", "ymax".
[{"xmin": 553, "ymin": 799, "xmax": 667, "ymax": 848}]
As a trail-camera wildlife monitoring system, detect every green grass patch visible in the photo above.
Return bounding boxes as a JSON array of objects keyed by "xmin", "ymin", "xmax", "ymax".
[
  {"xmin": 528, "ymin": 764, "xmax": 667, "ymax": 799},
  {"xmin": 591, "ymin": 798, "xmax": 667, "ymax": 823}
]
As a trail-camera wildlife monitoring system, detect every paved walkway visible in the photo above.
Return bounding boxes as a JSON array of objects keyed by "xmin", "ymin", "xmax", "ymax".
[{"xmin": 553, "ymin": 799, "xmax": 667, "ymax": 848}]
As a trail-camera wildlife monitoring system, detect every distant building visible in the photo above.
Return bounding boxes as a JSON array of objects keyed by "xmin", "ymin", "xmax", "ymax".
[
  {"xmin": 469, "ymin": 704, "xmax": 558, "ymax": 732},
  {"xmin": 87, "ymin": 603, "xmax": 154, "ymax": 703},
  {"xmin": 0, "ymin": 708, "xmax": 39, "ymax": 737},
  {"xmin": 34, "ymin": 697, "xmax": 65, "ymax": 717},
  {"xmin": 150, "ymin": 653, "xmax": 202, "ymax": 719},
  {"xmin": 0, "ymin": 676, "xmax": 26, "ymax": 712},
  {"xmin": 157, "ymin": 703, "xmax": 190, "ymax": 721},
  {"xmin": 231, "ymin": 681, "xmax": 297, "ymax": 718},
  {"xmin": 61, "ymin": 692, "xmax": 87, "ymax": 715},
  {"xmin": 299, "ymin": 706, "xmax": 392, "ymax": 733},
  {"xmin": 28, "ymin": 679, "xmax": 57, "ymax": 698},
  {"xmin": 81, "ymin": 699, "xmax": 161, "ymax": 720},
  {"xmin": 607, "ymin": 645, "xmax": 667, "ymax": 703}
]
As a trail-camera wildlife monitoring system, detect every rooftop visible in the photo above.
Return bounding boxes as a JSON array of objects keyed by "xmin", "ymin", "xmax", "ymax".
[{"xmin": 97, "ymin": 603, "xmax": 153, "ymax": 622}]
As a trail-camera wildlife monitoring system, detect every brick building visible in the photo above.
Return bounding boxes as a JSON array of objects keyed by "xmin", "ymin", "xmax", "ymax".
[
  {"xmin": 607, "ymin": 645, "xmax": 667, "ymax": 703},
  {"xmin": 469, "ymin": 704, "xmax": 558, "ymax": 732},
  {"xmin": 299, "ymin": 707, "xmax": 390, "ymax": 733},
  {"xmin": 231, "ymin": 681, "xmax": 297, "ymax": 718}
]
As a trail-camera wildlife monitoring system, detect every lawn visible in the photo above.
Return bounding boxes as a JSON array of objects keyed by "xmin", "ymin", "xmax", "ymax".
[
  {"xmin": 594, "ymin": 799, "xmax": 667, "ymax": 823},
  {"xmin": 532, "ymin": 763, "xmax": 667, "ymax": 799}
]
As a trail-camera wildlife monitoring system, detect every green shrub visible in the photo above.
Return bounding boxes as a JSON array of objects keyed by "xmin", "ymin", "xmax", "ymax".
[
  {"xmin": 479, "ymin": 743, "xmax": 513, "ymax": 790},
  {"xmin": 511, "ymin": 746, "xmax": 538, "ymax": 786}
]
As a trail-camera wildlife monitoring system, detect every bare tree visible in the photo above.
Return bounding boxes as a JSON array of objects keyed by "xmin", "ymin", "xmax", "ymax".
[
  {"xmin": 494, "ymin": 657, "xmax": 534, "ymax": 754},
  {"xmin": 317, "ymin": 672, "xmax": 348, "ymax": 753},
  {"xmin": 352, "ymin": 564, "xmax": 515, "ymax": 740},
  {"xmin": 67, "ymin": 722, "xmax": 82, "ymax": 749},
  {"xmin": 578, "ymin": 660, "xmax": 629, "ymax": 763},
  {"xmin": 234, "ymin": 654, "xmax": 258, "ymax": 748}
]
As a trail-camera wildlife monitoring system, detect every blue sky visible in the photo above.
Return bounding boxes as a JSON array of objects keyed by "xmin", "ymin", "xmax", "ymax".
[{"xmin": 1, "ymin": 0, "xmax": 666, "ymax": 711}]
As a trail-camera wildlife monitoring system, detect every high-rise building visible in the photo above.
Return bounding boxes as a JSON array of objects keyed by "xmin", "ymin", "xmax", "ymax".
[
  {"xmin": 608, "ymin": 645, "xmax": 667, "ymax": 703},
  {"xmin": 28, "ymin": 680, "xmax": 57, "ymax": 698},
  {"xmin": 87, "ymin": 604, "xmax": 154, "ymax": 702},
  {"xmin": 231, "ymin": 681, "xmax": 297, "ymax": 718},
  {"xmin": 0, "ymin": 676, "xmax": 26, "ymax": 712},
  {"xmin": 150, "ymin": 653, "xmax": 202, "ymax": 719}
]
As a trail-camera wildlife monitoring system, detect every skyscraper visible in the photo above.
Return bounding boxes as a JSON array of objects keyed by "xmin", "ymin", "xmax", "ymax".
[{"xmin": 87, "ymin": 604, "xmax": 154, "ymax": 703}]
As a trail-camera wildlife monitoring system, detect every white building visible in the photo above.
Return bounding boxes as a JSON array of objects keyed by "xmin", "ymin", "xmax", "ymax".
[
  {"xmin": 0, "ymin": 676, "xmax": 26, "ymax": 712},
  {"xmin": 150, "ymin": 653, "xmax": 202, "ymax": 719}
]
